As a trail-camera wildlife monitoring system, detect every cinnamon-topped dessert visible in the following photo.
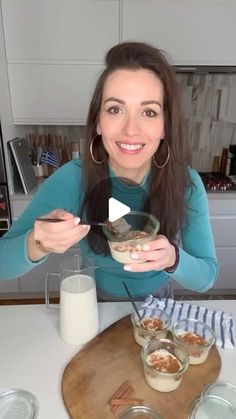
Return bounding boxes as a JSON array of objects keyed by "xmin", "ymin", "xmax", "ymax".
[
  {"xmin": 178, "ymin": 331, "xmax": 208, "ymax": 346},
  {"xmin": 141, "ymin": 317, "xmax": 164, "ymax": 331},
  {"xmin": 172, "ymin": 318, "xmax": 215, "ymax": 365},
  {"xmin": 102, "ymin": 211, "xmax": 160, "ymax": 264},
  {"xmin": 131, "ymin": 309, "xmax": 171, "ymax": 347},
  {"xmin": 110, "ymin": 231, "xmax": 149, "ymax": 264},
  {"xmin": 141, "ymin": 339, "xmax": 189, "ymax": 392},
  {"xmin": 147, "ymin": 349, "xmax": 181, "ymax": 373}
]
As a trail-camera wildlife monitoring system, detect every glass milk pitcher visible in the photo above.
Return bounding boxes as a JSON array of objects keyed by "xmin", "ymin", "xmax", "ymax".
[{"xmin": 45, "ymin": 253, "xmax": 99, "ymax": 345}]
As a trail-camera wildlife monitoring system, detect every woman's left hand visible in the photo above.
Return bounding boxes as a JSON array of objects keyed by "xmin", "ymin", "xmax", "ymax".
[{"xmin": 123, "ymin": 235, "xmax": 176, "ymax": 272}]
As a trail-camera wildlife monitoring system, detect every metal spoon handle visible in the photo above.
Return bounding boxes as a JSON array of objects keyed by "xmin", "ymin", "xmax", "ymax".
[
  {"xmin": 122, "ymin": 281, "xmax": 142, "ymax": 322},
  {"xmin": 36, "ymin": 218, "xmax": 106, "ymax": 226}
]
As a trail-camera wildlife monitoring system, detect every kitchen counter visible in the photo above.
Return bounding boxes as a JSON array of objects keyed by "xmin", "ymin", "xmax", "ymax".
[
  {"xmin": 207, "ymin": 191, "xmax": 236, "ymax": 199},
  {"xmin": 0, "ymin": 300, "xmax": 236, "ymax": 418}
]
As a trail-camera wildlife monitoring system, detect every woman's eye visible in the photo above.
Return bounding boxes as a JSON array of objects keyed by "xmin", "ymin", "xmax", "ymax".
[
  {"xmin": 143, "ymin": 109, "xmax": 157, "ymax": 117},
  {"xmin": 107, "ymin": 106, "xmax": 122, "ymax": 114}
]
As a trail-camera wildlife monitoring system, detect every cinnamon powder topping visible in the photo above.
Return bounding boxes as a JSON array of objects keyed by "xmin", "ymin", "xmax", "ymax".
[
  {"xmin": 179, "ymin": 332, "xmax": 208, "ymax": 346},
  {"xmin": 148, "ymin": 350, "xmax": 181, "ymax": 373},
  {"xmin": 140, "ymin": 317, "xmax": 163, "ymax": 331}
]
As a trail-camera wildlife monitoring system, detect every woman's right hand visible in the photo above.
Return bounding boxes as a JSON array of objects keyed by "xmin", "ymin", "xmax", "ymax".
[{"xmin": 28, "ymin": 209, "xmax": 90, "ymax": 261}]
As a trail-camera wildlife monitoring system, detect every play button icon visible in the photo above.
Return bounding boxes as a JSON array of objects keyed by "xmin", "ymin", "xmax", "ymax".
[{"xmin": 108, "ymin": 198, "xmax": 131, "ymax": 222}]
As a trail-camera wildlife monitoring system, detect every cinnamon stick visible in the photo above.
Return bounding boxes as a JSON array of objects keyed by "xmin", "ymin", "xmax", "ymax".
[
  {"xmin": 109, "ymin": 380, "xmax": 131, "ymax": 403},
  {"xmin": 109, "ymin": 380, "xmax": 135, "ymax": 413},
  {"xmin": 111, "ymin": 398, "xmax": 143, "ymax": 406},
  {"xmin": 110, "ymin": 386, "xmax": 134, "ymax": 413}
]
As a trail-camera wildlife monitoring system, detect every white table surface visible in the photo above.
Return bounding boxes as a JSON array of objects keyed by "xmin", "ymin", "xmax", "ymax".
[{"xmin": 0, "ymin": 300, "xmax": 236, "ymax": 419}]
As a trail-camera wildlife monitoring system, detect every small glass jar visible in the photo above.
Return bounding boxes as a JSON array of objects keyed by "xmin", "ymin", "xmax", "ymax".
[
  {"xmin": 202, "ymin": 381, "xmax": 236, "ymax": 409},
  {"xmin": 141, "ymin": 338, "xmax": 189, "ymax": 393},
  {"xmin": 117, "ymin": 405, "xmax": 162, "ymax": 419},
  {"xmin": 131, "ymin": 308, "xmax": 171, "ymax": 347},
  {"xmin": 102, "ymin": 211, "xmax": 160, "ymax": 264},
  {"xmin": 189, "ymin": 395, "xmax": 236, "ymax": 419},
  {"xmin": 0, "ymin": 389, "xmax": 39, "ymax": 419},
  {"xmin": 172, "ymin": 318, "xmax": 215, "ymax": 365}
]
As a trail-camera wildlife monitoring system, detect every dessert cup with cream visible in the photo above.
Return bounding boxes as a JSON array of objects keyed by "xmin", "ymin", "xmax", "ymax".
[
  {"xmin": 131, "ymin": 308, "xmax": 171, "ymax": 347},
  {"xmin": 102, "ymin": 211, "xmax": 160, "ymax": 264},
  {"xmin": 141, "ymin": 338, "xmax": 189, "ymax": 392},
  {"xmin": 172, "ymin": 318, "xmax": 215, "ymax": 365}
]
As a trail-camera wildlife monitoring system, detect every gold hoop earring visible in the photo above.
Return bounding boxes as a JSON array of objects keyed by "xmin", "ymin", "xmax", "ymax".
[
  {"xmin": 89, "ymin": 135, "xmax": 105, "ymax": 164},
  {"xmin": 153, "ymin": 139, "xmax": 170, "ymax": 169}
]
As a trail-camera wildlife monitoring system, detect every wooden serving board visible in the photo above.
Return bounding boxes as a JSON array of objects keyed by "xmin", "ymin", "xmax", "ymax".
[{"xmin": 61, "ymin": 316, "xmax": 221, "ymax": 419}]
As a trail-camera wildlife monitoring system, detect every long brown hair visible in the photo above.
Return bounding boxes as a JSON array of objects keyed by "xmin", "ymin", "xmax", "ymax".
[{"xmin": 80, "ymin": 42, "xmax": 191, "ymax": 253}]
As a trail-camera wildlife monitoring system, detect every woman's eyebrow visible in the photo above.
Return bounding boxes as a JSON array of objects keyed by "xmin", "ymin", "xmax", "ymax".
[
  {"xmin": 103, "ymin": 97, "xmax": 162, "ymax": 107},
  {"xmin": 141, "ymin": 100, "xmax": 162, "ymax": 107},
  {"xmin": 104, "ymin": 97, "xmax": 125, "ymax": 104}
]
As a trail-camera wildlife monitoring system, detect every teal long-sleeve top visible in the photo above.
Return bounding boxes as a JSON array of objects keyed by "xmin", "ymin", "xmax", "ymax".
[{"xmin": 0, "ymin": 159, "xmax": 218, "ymax": 297}]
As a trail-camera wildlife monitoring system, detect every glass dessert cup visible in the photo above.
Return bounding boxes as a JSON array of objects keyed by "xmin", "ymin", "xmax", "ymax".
[
  {"xmin": 172, "ymin": 318, "xmax": 215, "ymax": 365},
  {"xmin": 131, "ymin": 308, "xmax": 171, "ymax": 347},
  {"xmin": 141, "ymin": 338, "xmax": 189, "ymax": 393},
  {"xmin": 102, "ymin": 211, "xmax": 160, "ymax": 264},
  {"xmin": 189, "ymin": 395, "xmax": 236, "ymax": 419},
  {"xmin": 117, "ymin": 405, "xmax": 162, "ymax": 418},
  {"xmin": 202, "ymin": 381, "xmax": 236, "ymax": 409}
]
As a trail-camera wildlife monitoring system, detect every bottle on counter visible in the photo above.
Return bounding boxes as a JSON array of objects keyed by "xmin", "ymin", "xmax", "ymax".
[
  {"xmin": 71, "ymin": 142, "xmax": 80, "ymax": 159},
  {"xmin": 31, "ymin": 141, "xmax": 43, "ymax": 179},
  {"xmin": 226, "ymin": 156, "xmax": 232, "ymax": 176},
  {"xmin": 219, "ymin": 148, "xmax": 228, "ymax": 174},
  {"xmin": 211, "ymin": 156, "xmax": 220, "ymax": 173},
  {"xmin": 225, "ymin": 151, "xmax": 234, "ymax": 176}
]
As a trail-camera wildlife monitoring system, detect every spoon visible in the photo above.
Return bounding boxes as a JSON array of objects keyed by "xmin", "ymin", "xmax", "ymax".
[
  {"xmin": 122, "ymin": 281, "xmax": 142, "ymax": 322},
  {"xmin": 36, "ymin": 217, "xmax": 107, "ymax": 226}
]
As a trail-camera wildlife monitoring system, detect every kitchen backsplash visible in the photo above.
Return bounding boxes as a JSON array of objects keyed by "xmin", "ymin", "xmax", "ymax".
[
  {"xmin": 22, "ymin": 72, "xmax": 236, "ymax": 172},
  {"xmin": 177, "ymin": 72, "xmax": 236, "ymax": 171}
]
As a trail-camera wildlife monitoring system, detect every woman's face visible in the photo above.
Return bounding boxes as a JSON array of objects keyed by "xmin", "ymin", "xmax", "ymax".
[{"xmin": 97, "ymin": 69, "xmax": 165, "ymax": 176}]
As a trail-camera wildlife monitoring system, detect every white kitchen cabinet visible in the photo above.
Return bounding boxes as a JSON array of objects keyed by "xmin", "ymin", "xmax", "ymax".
[
  {"xmin": 0, "ymin": 0, "xmax": 119, "ymax": 124},
  {"xmin": 0, "ymin": 278, "xmax": 19, "ymax": 295},
  {"xmin": 7, "ymin": 63, "xmax": 103, "ymax": 124},
  {"xmin": 10, "ymin": 195, "xmax": 33, "ymax": 220},
  {"xmin": 122, "ymin": 0, "xmax": 236, "ymax": 65},
  {"xmin": 172, "ymin": 195, "xmax": 236, "ymax": 293},
  {"xmin": 2, "ymin": 0, "xmax": 236, "ymax": 125},
  {"xmin": 1, "ymin": 0, "xmax": 119, "ymax": 61},
  {"xmin": 214, "ymin": 247, "xmax": 236, "ymax": 290},
  {"xmin": 208, "ymin": 196, "xmax": 236, "ymax": 290}
]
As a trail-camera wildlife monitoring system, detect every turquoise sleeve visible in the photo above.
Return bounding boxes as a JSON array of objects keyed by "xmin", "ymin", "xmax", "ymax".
[
  {"xmin": 0, "ymin": 161, "xmax": 81, "ymax": 280},
  {"xmin": 168, "ymin": 169, "xmax": 218, "ymax": 292}
]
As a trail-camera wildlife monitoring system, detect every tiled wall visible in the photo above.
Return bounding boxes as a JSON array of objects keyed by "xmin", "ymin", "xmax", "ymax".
[{"xmin": 177, "ymin": 73, "xmax": 236, "ymax": 172}]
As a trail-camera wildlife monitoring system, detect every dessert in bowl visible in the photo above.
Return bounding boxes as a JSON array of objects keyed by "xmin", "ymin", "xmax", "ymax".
[
  {"xmin": 102, "ymin": 211, "xmax": 160, "ymax": 264},
  {"xmin": 172, "ymin": 318, "xmax": 215, "ymax": 365},
  {"xmin": 131, "ymin": 308, "xmax": 171, "ymax": 347},
  {"xmin": 141, "ymin": 338, "xmax": 189, "ymax": 392}
]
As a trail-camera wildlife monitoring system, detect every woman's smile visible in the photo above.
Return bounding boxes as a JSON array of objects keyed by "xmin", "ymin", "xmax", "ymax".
[{"xmin": 117, "ymin": 142, "xmax": 145, "ymax": 154}]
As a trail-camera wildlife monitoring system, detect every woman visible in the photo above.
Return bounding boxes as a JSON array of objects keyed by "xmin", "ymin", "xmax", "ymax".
[{"xmin": 0, "ymin": 42, "xmax": 218, "ymax": 300}]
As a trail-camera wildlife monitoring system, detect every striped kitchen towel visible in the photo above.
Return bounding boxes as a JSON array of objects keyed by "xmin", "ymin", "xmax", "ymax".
[{"xmin": 138, "ymin": 295, "xmax": 235, "ymax": 349}]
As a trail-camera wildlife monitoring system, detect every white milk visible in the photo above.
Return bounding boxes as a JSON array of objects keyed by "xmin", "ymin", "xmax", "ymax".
[{"xmin": 59, "ymin": 274, "xmax": 99, "ymax": 345}]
